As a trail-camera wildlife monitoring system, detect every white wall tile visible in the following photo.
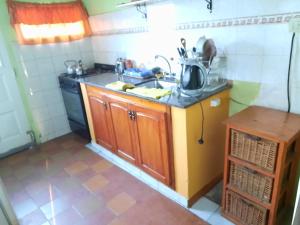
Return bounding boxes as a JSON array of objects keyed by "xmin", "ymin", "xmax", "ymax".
[
  {"xmin": 31, "ymin": 106, "xmax": 51, "ymax": 123},
  {"xmin": 17, "ymin": 39, "xmax": 94, "ymax": 142},
  {"xmin": 88, "ymin": 0, "xmax": 300, "ymax": 114},
  {"xmin": 32, "ymin": 45, "xmax": 52, "ymax": 59},
  {"xmin": 21, "ymin": 60, "xmax": 39, "ymax": 78},
  {"xmin": 36, "ymin": 58, "xmax": 55, "ymax": 76},
  {"xmin": 23, "ymin": 75, "xmax": 43, "ymax": 93}
]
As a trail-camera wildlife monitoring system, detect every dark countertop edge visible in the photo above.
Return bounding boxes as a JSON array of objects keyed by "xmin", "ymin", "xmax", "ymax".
[{"xmin": 81, "ymin": 80, "xmax": 232, "ymax": 109}]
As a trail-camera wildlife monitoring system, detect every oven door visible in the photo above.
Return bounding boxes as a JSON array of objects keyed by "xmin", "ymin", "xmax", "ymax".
[{"xmin": 61, "ymin": 88, "xmax": 86, "ymax": 126}]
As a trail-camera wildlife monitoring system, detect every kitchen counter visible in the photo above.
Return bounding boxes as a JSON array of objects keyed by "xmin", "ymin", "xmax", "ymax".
[
  {"xmin": 80, "ymin": 72, "xmax": 231, "ymax": 205},
  {"xmin": 80, "ymin": 72, "xmax": 231, "ymax": 108}
]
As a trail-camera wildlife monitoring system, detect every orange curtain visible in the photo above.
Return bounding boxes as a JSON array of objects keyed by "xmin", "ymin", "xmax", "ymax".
[{"xmin": 7, "ymin": 0, "xmax": 92, "ymax": 45}]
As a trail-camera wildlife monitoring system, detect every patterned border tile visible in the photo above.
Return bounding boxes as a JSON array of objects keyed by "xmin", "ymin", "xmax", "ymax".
[{"xmin": 92, "ymin": 12, "xmax": 300, "ymax": 36}]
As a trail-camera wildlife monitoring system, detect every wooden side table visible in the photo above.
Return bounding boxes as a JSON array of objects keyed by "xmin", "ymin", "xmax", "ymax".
[{"xmin": 222, "ymin": 106, "xmax": 300, "ymax": 225}]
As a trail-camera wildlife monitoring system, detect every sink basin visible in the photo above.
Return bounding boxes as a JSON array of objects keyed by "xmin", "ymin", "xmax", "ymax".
[{"xmin": 136, "ymin": 79, "xmax": 177, "ymax": 90}]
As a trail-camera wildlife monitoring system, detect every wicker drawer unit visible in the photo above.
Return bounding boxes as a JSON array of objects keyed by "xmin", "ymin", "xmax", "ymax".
[
  {"xmin": 222, "ymin": 106, "xmax": 300, "ymax": 225},
  {"xmin": 231, "ymin": 129, "xmax": 279, "ymax": 172},
  {"xmin": 225, "ymin": 190, "xmax": 268, "ymax": 225},
  {"xmin": 229, "ymin": 162, "xmax": 273, "ymax": 203}
]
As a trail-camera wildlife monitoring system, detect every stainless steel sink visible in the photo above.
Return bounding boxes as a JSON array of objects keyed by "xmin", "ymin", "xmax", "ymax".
[{"xmin": 136, "ymin": 79, "xmax": 177, "ymax": 90}]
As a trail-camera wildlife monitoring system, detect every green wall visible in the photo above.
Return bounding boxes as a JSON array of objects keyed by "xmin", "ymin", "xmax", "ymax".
[
  {"xmin": 229, "ymin": 81, "xmax": 261, "ymax": 115},
  {"xmin": 82, "ymin": 0, "xmax": 127, "ymax": 15}
]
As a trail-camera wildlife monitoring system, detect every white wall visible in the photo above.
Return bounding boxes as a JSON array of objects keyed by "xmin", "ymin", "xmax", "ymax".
[
  {"xmin": 89, "ymin": 0, "xmax": 300, "ymax": 113},
  {"xmin": 13, "ymin": 38, "xmax": 94, "ymax": 143}
]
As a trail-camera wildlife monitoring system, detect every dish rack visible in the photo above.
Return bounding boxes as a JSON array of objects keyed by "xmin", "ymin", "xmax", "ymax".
[{"xmin": 222, "ymin": 106, "xmax": 300, "ymax": 225}]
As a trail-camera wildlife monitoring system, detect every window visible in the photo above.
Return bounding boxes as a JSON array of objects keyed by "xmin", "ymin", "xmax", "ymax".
[{"xmin": 7, "ymin": 0, "xmax": 92, "ymax": 45}]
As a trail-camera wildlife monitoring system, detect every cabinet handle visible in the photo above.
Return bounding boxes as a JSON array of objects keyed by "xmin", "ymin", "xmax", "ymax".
[
  {"xmin": 132, "ymin": 111, "xmax": 136, "ymax": 120},
  {"xmin": 103, "ymin": 102, "xmax": 108, "ymax": 110},
  {"xmin": 128, "ymin": 110, "xmax": 133, "ymax": 120},
  {"xmin": 128, "ymin": 111, "xmax": 136, "ymax": 120}
]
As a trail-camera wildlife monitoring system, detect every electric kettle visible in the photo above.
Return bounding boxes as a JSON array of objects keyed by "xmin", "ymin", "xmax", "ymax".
[{"xmin": 180, "ymin": 59, "xmax": 208, "ymax": 96}]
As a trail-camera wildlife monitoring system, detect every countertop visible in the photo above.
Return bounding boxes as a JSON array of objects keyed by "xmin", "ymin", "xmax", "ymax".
[{"xmin": 79, "ymin": 73, "xmax": 231, "ymax": 109}]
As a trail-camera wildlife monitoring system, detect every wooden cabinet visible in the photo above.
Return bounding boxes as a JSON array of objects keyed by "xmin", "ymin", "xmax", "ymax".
[
  {"xmin": 107, "ymin": 96, "xmax": 137, "ymax": 164},
  {"xmin": 131, "ymin": 105, "xmax": 172, "ymax": 185},
  {"xmin": 86, "ymin": 85, "xmax": 173, "ymax": 187},
  {"xmin": 222, "ymin": 106, "xmax": 300, "ymax": 225},
  {"xmin": 88, "ymin": 92, "xmax": 115, "ymax": 151}
]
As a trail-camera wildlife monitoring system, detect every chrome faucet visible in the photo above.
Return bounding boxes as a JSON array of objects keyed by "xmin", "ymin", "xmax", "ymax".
[{"xmin": 154, "ymin": 55, "xmax": 172, "ymax": 76}]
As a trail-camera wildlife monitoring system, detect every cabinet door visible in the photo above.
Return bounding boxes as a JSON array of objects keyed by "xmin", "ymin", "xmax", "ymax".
[
  {"xmin": 107, "ymin": 97, "xmax": 137, "ymax": 164},
  {"xmin": 88, "ymin": 94, "xmax": 115, "ymax": 151},
  {"xmin": 131, "ymin": 105, "xmax": 171, "ymax": 185}
]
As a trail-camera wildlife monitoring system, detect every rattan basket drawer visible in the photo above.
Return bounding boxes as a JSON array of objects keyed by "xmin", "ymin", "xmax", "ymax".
[
  {"xmin": 231, "ymin": 129, "xmax": 279, "ymax": 172},
  {"xmin": 229, "ymin": 162, "xmax": 273, "ymax": 203},
  {"xmin": 225, "ymin": 190, "xmax": 268, "ymax": 225}
]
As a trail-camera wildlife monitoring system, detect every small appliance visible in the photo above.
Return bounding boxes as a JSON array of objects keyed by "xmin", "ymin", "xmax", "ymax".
[{"xmin": 180, "ymin": 59, "xmax": 208, "ymax": 97}]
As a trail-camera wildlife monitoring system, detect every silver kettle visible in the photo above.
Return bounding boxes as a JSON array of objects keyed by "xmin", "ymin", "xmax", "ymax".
[
  {"xmin": 115, "ymin": 58, "xmax": 125, "ymax": 75},
  {"xmin": 180, "ymin": 59, "xmax": 207, "ymax": 96},
  {"xmin": 64, "ymin": 60, "xmax": 77, "ymax": 74}
]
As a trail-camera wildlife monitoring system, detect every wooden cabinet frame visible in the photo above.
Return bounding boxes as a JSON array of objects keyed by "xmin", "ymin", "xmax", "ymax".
[
  {"xmin": 85, "ymin": 85, "xmax": 175, "ymax": 188},
  {"xmin": 222, "ymin": 106, "xmax": 300, "ymax": 225}
]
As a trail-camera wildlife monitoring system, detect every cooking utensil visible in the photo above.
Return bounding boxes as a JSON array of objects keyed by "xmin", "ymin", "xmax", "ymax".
[
  {"xmin": 180, "ymin": 48, "xmax": 186, "ymax": 58},
  {"xmin": 196, "ymin": 36, "xmax": 207, "ymax": 55},
  {"xmin": 180, "ymin": 38, "xmax": 188, "ymax": 58},
  {"xmin": 202, "ymin": 39, "xmax": 217, "ymax": 68},
  {"xmin": 177, "ymin": 48, "xmax": 183, "ymax": 58}
]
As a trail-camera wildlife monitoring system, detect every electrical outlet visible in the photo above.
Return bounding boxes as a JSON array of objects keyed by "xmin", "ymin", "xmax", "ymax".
[{"xmin": 289, "ymin": 18, "xmax": 300, "ymax": 33}]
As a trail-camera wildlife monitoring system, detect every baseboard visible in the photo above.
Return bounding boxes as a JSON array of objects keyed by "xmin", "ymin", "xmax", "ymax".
[
  {"xmin": 87, "ymin": 141, "xmax": 189, "ymax": 208},
  {"xmin": 188, "ymin": 174, "xmax": 223, "ymax": 208}
]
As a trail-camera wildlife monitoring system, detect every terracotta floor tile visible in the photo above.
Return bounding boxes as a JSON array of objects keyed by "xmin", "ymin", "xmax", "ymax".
[
  {"xmin": 29, "ymin": 185, "xmax": 62, "ymax": 207},
  {"xmin": 0, "ymin": 133, "xmax": 207, "ymax": 225},
  {"xmin": 84, "ymin": 207, "xmax": 115, "ymax": 225},
  {"xmin": 40, "ymin": 197, "xmax": 70, "ymax": 220},
  {"xmin": 64, "ymin": 186, "xmax": 91, "ymax": 205},
  {"xmin": 28, "ymin": 152, "xmax": 49, "ymax": 164},
  {"xmin": 91, "ymin": 160, "xmax": 113, "ymax": 173},
  {"xmin": 8, "ymin": 190, "xmax": 31, "ymax": 206},
  {"xmin": 107, "ymin": 192, "xmax": 136, "ymax": 216},
  {"xmin": 6, "ymin": 154, "xmax": 27, "ymax": 166},
  {"xmin": 19, "ymin": 209, "xmax": 47, "ymax": 225},
  {"xmin": 64, "ymin": 161, "xmax": 89, "ymax": 176},
  {"xmin": 0, "ymin": 166, "xmax": 13, "ymax": 177},
  {"xmin": 72, "ymin": 195, "xmax": 105, "ymax": 218},
  {"xmin": 14, "ymin": 165, "xmax": 35, "ymax": 180},
  {"xmin": 53, "ymin": 177, "xmax": 82, "ymax": 195},
  {"xmin": 108, "ymin": 218, "xmax": 130, "ymax": 225},
  {"xmin": 83, "ymin": 174, "xmax": 109, "ymax": 193},
  {"xmin": 50, "ymin": 150, "xmax": 73, "ymax": 162},
  {"xmin": 13, "ymin": 198, "xmax": 38, "ymax": 219},
  {"xmin": 74, "ymin": 168, "xmax": 97, "ymax": 182},
  {"xmin": 49, "ymin": 208, "xmax": 82, "ymax": 225},
  {"xmin": 25, "ymin": 180, "xmax": 51, "ymax": 196}
]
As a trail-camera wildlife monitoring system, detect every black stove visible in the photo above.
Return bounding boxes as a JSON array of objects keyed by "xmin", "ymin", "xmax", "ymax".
[{"xmin": 58, "ymin": 64, "xmax": 115, "ymax": 139}]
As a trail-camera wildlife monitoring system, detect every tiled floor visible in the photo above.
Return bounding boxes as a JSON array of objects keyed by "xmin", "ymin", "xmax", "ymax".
[{"xmin": 0, "ymin": 133, "xmax": 207, "ymax": 225}]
